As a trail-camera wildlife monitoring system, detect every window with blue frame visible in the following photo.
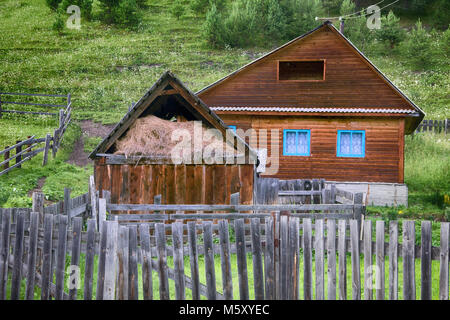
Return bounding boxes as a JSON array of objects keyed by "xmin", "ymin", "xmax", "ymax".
[
  {"xmin": 228, "ymin": 125, "xmax": 237, "ymax": 132},
  {"xmin": 337, "ymin": 130, "xmax": 365, "ymax": 157},
  {"xmin": 283, "ymin": 129, "xmax": 310, "ymax": 156}
]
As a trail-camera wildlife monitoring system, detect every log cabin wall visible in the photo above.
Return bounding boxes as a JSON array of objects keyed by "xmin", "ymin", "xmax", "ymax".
[
  {"xmin": 219, "ymin": 114, "xmax": 405, "ymax": 183},
  {"xmin": 94, "ymin": 160, "xmax": 255, "ymax": 205}
]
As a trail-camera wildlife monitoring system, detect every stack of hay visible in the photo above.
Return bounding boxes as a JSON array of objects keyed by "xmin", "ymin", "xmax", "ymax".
[{"xmin": 114, "ymin": 115, "xmax": 237, "ymax": 159}]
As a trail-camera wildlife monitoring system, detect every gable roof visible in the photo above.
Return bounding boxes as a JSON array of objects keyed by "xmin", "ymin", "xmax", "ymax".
[
  {"xmin": 89, "ymin": 71, "xmax": 256, "ymax": 159},
  {"xmin": 196, "ymin": 21, "xmax": 425, "ymax": 133}
]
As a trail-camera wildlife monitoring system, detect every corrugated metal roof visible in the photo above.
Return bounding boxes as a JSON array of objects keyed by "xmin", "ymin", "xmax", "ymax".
[{"xmin": 210, "ymin": 106, "xmax": 417, "ymax": 114}]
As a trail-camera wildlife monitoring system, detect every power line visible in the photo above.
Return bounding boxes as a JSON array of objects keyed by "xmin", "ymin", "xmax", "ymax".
[
  {"xmin": 315, "ymin": 0, "xmax": 399, "ymax": 22},
  {"xmin": 343, "ymin": 0, "xmax": 400, "ymax": 21}
]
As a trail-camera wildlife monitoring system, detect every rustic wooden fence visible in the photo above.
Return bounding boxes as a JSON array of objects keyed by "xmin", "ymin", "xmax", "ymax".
[
  {"xmin": 0, "ymin": 206, "xmax": 448, "ymax": 300},
  {"xmin": 415, "ymin": 119, "xmax": 449, "ymax": 134},
  {"xmin": 0, "ymin": 93, "xmax": 72, "ymax": 176},
  {"xmin": 256, "ymin": 177, "xmax": 357, "ymax": 206}
]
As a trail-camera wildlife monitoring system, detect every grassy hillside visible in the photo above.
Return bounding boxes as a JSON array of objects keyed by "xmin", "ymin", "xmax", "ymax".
[
  {"xmin": 1, "ymin": 0, "xmax": 448, "ymax": 122},
  {"xmin": 0, "ymin": 0, "xmax": 448, "ymax": 214}
]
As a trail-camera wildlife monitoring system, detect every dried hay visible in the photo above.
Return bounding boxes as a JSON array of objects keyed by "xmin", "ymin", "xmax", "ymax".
[{"xmin": 114, "ymin": 115, "xmax": 236, "ymax": 158}]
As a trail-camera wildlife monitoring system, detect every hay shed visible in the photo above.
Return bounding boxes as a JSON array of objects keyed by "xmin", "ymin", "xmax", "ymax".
[{"xmin": 89, "ymin": 71, "xmax": 257, "ymax": 205}]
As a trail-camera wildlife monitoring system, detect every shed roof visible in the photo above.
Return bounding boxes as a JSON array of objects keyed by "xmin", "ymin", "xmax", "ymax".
[{"xmin": 89, "ymin": 71, "xmax": 256, "ymax": 160}]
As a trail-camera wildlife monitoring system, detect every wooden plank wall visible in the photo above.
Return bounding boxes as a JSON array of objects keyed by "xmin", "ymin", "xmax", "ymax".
[
  {"xmin": 198, "ymin": 26, "xmax": 413, "ymax": 111},
  {"xmin": 219, "ymin": 114, "xmax": 404, "ymax": 183},
  {"xmin": 94, "ymin": 160, "xmax": 254, "ymax": 205}
]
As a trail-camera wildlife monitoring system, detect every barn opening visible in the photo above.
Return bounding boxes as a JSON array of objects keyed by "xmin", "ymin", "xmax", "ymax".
[{"xmin": 278, "ymin": 60, "xmax": 325, "ymax": 81}]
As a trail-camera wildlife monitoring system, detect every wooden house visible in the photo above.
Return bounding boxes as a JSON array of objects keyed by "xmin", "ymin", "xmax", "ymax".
[
  {"xmin": 197, "ymin": 21, "xmax": 425, "ymax": 205},
  {"xmin": 89, "ymin": 72, "xmax": 257, "ymax": 205}
]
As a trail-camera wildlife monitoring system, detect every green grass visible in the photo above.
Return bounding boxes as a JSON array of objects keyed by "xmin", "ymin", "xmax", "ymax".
[
  {"xmin": 0, "ymin": 0, "xmax": 448, "ymax": 214},
  {"xmin": 6, "ymin": 250, "xmax": 445, "ymax": 300},
  {"xmin": 83, "ymin": 136, "xmax": 103, "ymax": 154},
  {"xmin": 0, "ymin": 119, "xmax": 92, "ymax": 207}
]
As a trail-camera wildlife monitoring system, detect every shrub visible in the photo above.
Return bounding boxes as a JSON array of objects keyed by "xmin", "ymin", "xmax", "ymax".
[
  {"xmin": 46, "ymin": 0, "xmax": 62, "ymax": 10},
  {"xmin": 191, "ymin": 0, "xmax": 210, "ymax": 13},
  {"xmin": 375, "ymin": 10, "xmax": 405, "ymax": 49},
  {"xmin": 204, "ymin": 0, "xmax": 322, "ymax": 48},
  {"xmin": 191, "ymin": 0, "xmax": 225, "ymax": 14},
  {"xmin": 203, "ymin": 4, "xmax": 226, "ymax": 47},
  {"xmin": 171, "ymin": 0, "xmax": 185, "ymax": 20},
  {"xmin": 432, "ymin": 0, "xmax": 450, "ymax": 29},
  {"xmin": 114, "ymin": 0, "xmax": 142, "ymax": 28},
  {"xmin": 339, "ymin": 0, "xmax": 375, "ymax": 51},
  {"xmin": 58, "ymin": 0, "xmax": 94, "ymax": 20},
  {"xmin": 321, "ymin": 0, "xmax": 342, "ymax": 14},
  {"xmin": 52, "ymin": 12, "xmax": 65, "ymax": 32},
  {"xmin": 402, "ymin": 20, "xmax": 433, "ymax": 70},
  {"xmin": 97, "ymin": 0, "xmax": 142, "ymax": 28}
]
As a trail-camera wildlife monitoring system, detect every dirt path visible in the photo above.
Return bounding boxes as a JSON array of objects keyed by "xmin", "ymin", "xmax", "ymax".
[{"xmin": 67, "ymin": 120, "xmax": 115, "ymax": 167}]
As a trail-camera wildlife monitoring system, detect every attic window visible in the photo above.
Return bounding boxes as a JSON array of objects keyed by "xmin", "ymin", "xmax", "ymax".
[{"xmin": 278, "ymin": 60, "xmax": 325, "ymax": 81}]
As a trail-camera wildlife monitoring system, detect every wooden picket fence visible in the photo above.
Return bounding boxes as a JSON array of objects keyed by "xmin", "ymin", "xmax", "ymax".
[
  {"xmin": 0, "ymin": 206, "xmax": 448, "ymax": 300},
  {"xmin": 0, "ymin": 93, "xmax": 72, "ymax": 176},
  {"xmin": 415, "ymin": 119, "xmax": 449, "ymax": 134},
  {"xmin": 256, "ymin": 178, "xmax": 357, "ymax": 206}
]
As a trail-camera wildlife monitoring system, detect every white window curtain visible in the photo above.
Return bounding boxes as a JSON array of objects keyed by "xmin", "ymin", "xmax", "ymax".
[
  {"xmin": 298, "ymin": 132, "xmax": 308, "ymax": 154},
  {"xmin": 351, "ymin": 132, "xmax": 363, "ymax": 154},
  {"xmin": 286, "ymin": 132, "xmax": 296, "ymax": 154},
  {"xmin": 340, "ymin": 132, "xmax": 351, "ymax": 155}
]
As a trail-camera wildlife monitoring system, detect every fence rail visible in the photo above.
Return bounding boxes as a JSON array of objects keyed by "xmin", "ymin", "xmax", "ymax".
[
  {"xmin": 0, "ymin": 93, "xmax": 72, "ymax": 176},
  {"xmin": 415, "ymin": 119, "xmax": 449, "ymax": 134}
]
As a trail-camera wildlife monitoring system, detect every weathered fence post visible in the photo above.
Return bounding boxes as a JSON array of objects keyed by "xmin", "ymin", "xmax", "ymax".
[
  {"xmin": 139, "ymin": 224, "xmax": 153, "ymax": 300},
  {"xmin": 187, "ymin": 221, "xmax": 200, "ymax": 300},
  {"xmin": 421, "ymin": 221, "xmax": 432, "ymax": 300},
  {"xmin": 89, "ymin": 175, "xmax": 98, "ymax": 230},
  {"xmin": 315, "ymin": 219, "xmax": 325, "ymax": 300},
  {"xmin": 338, "ymin": 219, "xmax": 347, "ymax": 300},
  {"xmin": 403, "ymin": 220, "xmax": 416, "ymax": 300},
  {"xmin": 279, "ymin": 214, "xmax": 289, "ymax": 300},
  {"xmin": 41, "ymin": 214, "xmax": 53, "ymax": 300},
  {"xmin": 63, "ymin": 187, "xmax": 71, "ymax": 217},
  {"xmin": 203, "ymin": 221, "xmax": 216, "ymax": 300},
  {"xmin": 83, "ymin": 219, "xmax": 96, "ymax": 300},
  {"xmin": 55, "ymin": 215, "xmax": 68, "ymax": 300},
  {"xmin": 128, "ymin": 225, "xmax": 139, "ymax": 300},
  {"xmin": 68, "ymin": 217, "xmax": 83, "ymax": 300},
  {"xmin": 25, "ymin": 212, "xmax": 39, "ymax": 300},
  {"xmin": 439, "ymin": 222, "xmax": 449, "ymax": 300},
  {"xmin": 219, "ymin": 219, "xmax": 233, "ymax": 300},
  {"xmin": 3, "ymin": 146, "xmax": 9, "ymax": 171},
  {"xmin": 303, "ymin": 218, "xmax": 313, "ymax": 300},
  {"xmin": 116, "ymin": 225, "xmax": 129, "ymax": 300},
  {"xmin": 172, "ymin": 222, "xmax": 186, "ymax": 300},
  {"xmin": 363, "ymin": 219, "xmax": 373, "ymax": 300},
  {"xmin": 52, "ymin": 130, "xmax": 58, "ymax": 158},
  {"xmin": 98, "ymin": 198, "xmax": 107, "ymax": 234},
  {"xmin": 264, "ymin": 216, "xmax": 275, "ymax": 300},
  {"xmin": 251, "ymin": 218, "xmax": 265, "ymax": 300},
  {"xmin": 327, "ymin": 219, "xmax": 337, "ymax": 300},
  {"xmin": 330, "ymin": 184, "xmax": 337, "ymax": 204},
  {"xmin": 353, "ymin": 192, "xmax": 364, "ymax": 236},
  {"xmin": 288, "ymin": 217, "xmax": 299, "ymax": 300},
  {"xmin": 350, "ymin": 219, "xmax": 361, "ymax": 300},
  {"xmin": 42, "ymin": 133, "xmax": 51, "ymax": 166},
  {"xmin": 103, "ymin": 221, "xmax": 119, "ymax": 300},
  {"xmin": 235, "ymin": 218, "xmax": 249, "ymax": 300},
  {"xmin": 11, "ymin": 211, "xmax": 25, "ymax": 300},
  {"xmin": 15, "ymin": 140, "xmax": 22, "ymax": 168},
  {"xmin": 0, "ymin": 209, "xmax": 11, "ymax": 300},
  {"xmin": 375, "ymin": 220, "xmax": 385, "ymax": 300},
  {"xmin": 389, "ymin": 221, "xmax": 398, "ymax": 300},
  {"xmin": 155, "ymin": 222, "xmax": 170, "ymax": 300}
]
